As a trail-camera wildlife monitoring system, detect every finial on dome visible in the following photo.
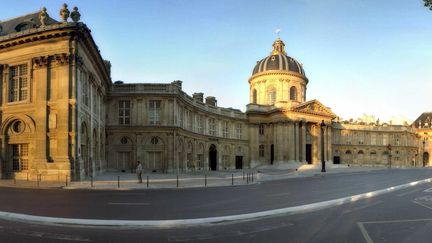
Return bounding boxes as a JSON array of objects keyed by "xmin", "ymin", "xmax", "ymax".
[{"xmin": 271, "ymin": 38, "xmax": 286, "ymax": 55}]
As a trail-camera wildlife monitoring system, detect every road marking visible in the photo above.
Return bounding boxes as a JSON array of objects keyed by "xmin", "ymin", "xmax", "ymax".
[
  {"xmin": 266, "ymin": 192, "xmax": 291, "ymax": 197},
  {"xmin": 424, "ymin": 187, "xmax": 432, "ymax": 193},
  {"xmin": 342, "ymin": 200, "xmax": 383, "ymax": 214},
  {"xmin": 357, "ymin": 222, "xmax": 374, "ymax": 243},
  {"xmin": 0, "ymin": 227, "xmax": 91, "ymax": 241},
  {"xmin": 0, "ymin": 177, "xmax": 431, "ymax": 229},
  {"xmin": 396, "ymin": 188, "xmax": 423, "ymax": 197},
  {"xmin": 108, "ymin": 202, "xmax": 150, "ymax": 206},
  {"xmin": 413, "ymin": 200, "xmax": 432, "ymax": 211}
]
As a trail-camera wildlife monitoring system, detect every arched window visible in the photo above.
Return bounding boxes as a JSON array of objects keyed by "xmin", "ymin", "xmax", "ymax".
[
  {"xmin": 290, "ymin": 86, "xmax": 297, "ymax": 101},
  {"xmin": 267, "ymin": 86, "xmax": 276, "ymax": 105},
  {"xmin": 252, "ymin": 89, "xmax": 257, "ymax": 104}
]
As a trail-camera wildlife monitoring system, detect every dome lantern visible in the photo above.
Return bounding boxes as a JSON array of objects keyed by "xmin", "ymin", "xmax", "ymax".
[{"xmin": 271, "ymin": 38, "xmax": 286, "ymax": 55}]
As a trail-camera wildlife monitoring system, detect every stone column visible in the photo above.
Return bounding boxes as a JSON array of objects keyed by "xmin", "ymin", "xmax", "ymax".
[
  {"xmin": 288, "ymin": 122, "xmax": 295, "ymax": 161},
  {"xmin": 301, "ymin": 122, "xmax": 306, "ymax": 163},
  {"xmin": 295, "ymin": 122, "xmax": 300, "ymax": 162},
  {"xmin": 312, "ymin": 124, "xmax": 319, "ymax": 164},
  {"xmin": 33, "ymin": 56, "xmax": 49, "ymax": 168},
  {"xmin": 327, "ymin": 126, "xmax": 333, "ymax": 163}
]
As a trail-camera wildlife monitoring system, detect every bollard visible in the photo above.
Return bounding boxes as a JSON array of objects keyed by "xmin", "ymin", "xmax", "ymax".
[
  {"xmin": 65, "ymin": 175, "xmax": 68, "ymax": 187},
  {"xmin": 14, "ymin": 174, "xmax": 16, "ymax": 185},
  {"xmin": 247, "ymin": 173, "xmax": 249, "ymax": 184},
  {"xmin": 117, "ymin": 176, "xmax": 120, "ymax": 188},
  {"xmin": 176, "ymin": 175, "xmax": 179, "ymax": 188},
  {"xmin": 232, "ymin": 174, "xmax": 234, "ymax": 186},
  {"xmin": 205, "ymin": 174, "xmax": 207, "ymax": 187},
  {"xmin": 252, "ymin": 172, "xmax": 254, "ymax": 182},
  {"xmin": 91, "ymin": 175, "xmax": 93, "ymax": 188},
  {"xmin": 147, "ymin": 176, "xmax": 149, "ymax": 188}
]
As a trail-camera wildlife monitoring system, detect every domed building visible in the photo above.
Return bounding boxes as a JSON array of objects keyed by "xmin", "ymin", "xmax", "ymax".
[
  {"xmin": 0, "ymin": 7, "xmax": 426, "ymax": 181},
  {"xmin": 247, "ymin": 38, "xmax": 336, "ymax": 167}
]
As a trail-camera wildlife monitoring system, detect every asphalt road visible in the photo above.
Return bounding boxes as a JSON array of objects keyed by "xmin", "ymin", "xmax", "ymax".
[
  {"xmin": 0, "ymin": 169, "xmax": 431, "ymax": 220},
  {"xmin": 1, "ymin": 169, "xmax": 432, "ymax": 242}
]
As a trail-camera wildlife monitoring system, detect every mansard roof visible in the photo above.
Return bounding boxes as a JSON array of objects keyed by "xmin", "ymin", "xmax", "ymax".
[
  {"xmin": 412, "ymin": 112, "xmax": 432, "ymax": 129},
  {"xmin": 0, "ymin": 11, "xmax": 59, "ymax": 36}
]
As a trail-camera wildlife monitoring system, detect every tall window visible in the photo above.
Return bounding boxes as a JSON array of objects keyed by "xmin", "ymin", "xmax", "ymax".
[
  {"xmin": 82, "ymin": 72, "xmax": 89, "ymax": 106},
  {"xmin": 118, "ymin": 100, "xmax": 130, "ymax": 125},
  {"xmin": 197, "ymin": 115, "xmax": 204, "ymax": 134},
  {"xmin": 9, "ymin": 64, "xmax": 28, "ymax": 102},
  {"xmin": 259, "ymin": 145, "xmax": 265, "ymax": 157},
  {"xmin": 236, "ymin": 124, "xmax": 242, "ymax": 139},
  {"xmin": 252, "ymin": 89, "xmax": 257, "ymax": 103},
  {"xmin": 290, "ymin": 86, "xmax": 297, "ymax": 101},
  {"xmin": 12, "ymin": 144, "xmax": 28, "ymax": 171},
  {"xmin": 259, "ymin": 124, "xmax": 265, "ymax": 135},
  {"xmin": 267, "ymin": 86, "xmax": 276, "ymax": 105},
  {"xmin": 383, "ymin": 134, "xmax": 388, "ymax": 145},
  {"xmin": 223, "ymin": 121, "xmax": 229, "ymax": 138},
  {"xmin": 371, "ymin": 134, "xmax": 376, "ymax": 145},
  {"xmin": 209, "ymin": 118, "xmax": 216, "ymax": 136},
  {"xmin": 149, "ymin": 100, "xmax": 161, "ymax": 125}
]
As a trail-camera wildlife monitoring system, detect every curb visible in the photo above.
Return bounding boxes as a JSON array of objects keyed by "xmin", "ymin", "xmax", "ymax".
[{"xmin": 0, "ymin": 177, "xmax": 431, "ymax": 229}]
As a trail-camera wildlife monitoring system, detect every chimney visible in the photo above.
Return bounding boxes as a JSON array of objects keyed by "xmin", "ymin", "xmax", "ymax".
[
  {"xmin": 192, "ymin": 92, "xmax": 204, "ymax": 102},
  {"xmin": 205, "ymin": 96, "xmax": 217, "ymax": 107}
]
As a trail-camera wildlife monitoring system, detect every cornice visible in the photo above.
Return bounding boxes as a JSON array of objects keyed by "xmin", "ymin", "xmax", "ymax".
[{"xmin": 248, "ymin": 70, "xmax": 309, "ymax": 84}]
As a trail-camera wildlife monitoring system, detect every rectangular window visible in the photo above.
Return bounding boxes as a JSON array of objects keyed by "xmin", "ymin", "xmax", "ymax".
[
  {"xmin": 371, "ymin": 134, "xmax": 376, "ymax": 145},
  {"xmin": 383, "ymin": 134, "xmax": 388, "ymax": 145},
  {"xmin": 197, "ymin": 115, "xmax": 204, "ymax": 134},
  {"xmin": 209, "ymin": 118, "xmax": 216, "ymax": 136},
  {"xmin": 236, "ymin": 124, "xmax": 242, "ymax": 139},
  {"xmin": 9, "ymin": 64, "xmax": 28, "ymax": 102},
  {"xmin": 259, "ymin": 124, "xmax": 265, "ymax": 135},
  {"xmin": 118, "ymin": 100, "xmax": 130, "ymax": 125},
  {"xmin": 223, "ymin": 121, "xmax": 229, "ymax": 138},
  {"xmin": 12, "ymin": 144, "xmax": 28, "ymax": 171},
  {"xmin": 197, "ymin": 154, "xmax": 203, "ymax": 168},
  {"xmin": 259, "ymin": 145, "xmax": 265, "ymax": 157},
  {"xmin": 149, "ymin": 100, "xmax": 161, "ymax": 125}
]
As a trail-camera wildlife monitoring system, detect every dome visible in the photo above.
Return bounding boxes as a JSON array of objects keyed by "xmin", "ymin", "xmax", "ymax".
[{"xmin": 252, "ymin": 38, "xmax": 305, "ymax": 76}]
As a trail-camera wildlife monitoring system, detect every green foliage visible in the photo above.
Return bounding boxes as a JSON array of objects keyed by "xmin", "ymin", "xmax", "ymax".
[{"xmin": 425, "ymin": 0, "xmax": 432, "ymax": 10}]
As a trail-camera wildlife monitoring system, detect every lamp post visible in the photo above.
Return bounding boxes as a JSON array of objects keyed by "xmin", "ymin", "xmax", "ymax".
[
  {"xmin": 320, "ymin": 120, "xmax": 326, "ymax": 173},
  {"xmin": 423, "ymin": 138, "xmax": 426, "ymax": 167},
  {"xmin": 387, "ymin": 144, "xmax": 392, "ymax": 169}
]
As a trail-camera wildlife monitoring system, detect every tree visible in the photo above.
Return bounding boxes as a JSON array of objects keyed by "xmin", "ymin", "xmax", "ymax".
[{"xmin": 425, "ymin": 0, "xmax": 432, "ymax": 10}]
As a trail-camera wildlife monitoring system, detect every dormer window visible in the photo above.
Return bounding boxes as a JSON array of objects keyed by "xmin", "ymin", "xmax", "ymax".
[{"xmin": 15, "ymin": 21, "xmax": 34, "ymax": 32}]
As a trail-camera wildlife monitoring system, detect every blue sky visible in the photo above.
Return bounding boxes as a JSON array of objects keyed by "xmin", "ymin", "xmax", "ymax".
[{"xmin": 2, "ymin": 0, "xmax": 432, "ymax": 121}]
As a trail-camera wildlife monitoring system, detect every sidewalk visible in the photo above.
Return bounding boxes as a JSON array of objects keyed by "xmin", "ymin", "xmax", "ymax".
[{"xmin": 0, "ymin": 164, "xmax": 390, "ymax": 190}]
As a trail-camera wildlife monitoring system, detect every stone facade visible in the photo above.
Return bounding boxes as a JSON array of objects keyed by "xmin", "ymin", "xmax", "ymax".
[{"xmin": 0, "ymin": 8, "xmax": 430, "ymax": 181}]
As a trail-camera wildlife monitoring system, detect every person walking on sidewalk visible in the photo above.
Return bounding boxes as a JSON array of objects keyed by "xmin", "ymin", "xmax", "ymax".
[{"xmin": 136, "ymin": 161, "xmax": 143, "ymax": 183}]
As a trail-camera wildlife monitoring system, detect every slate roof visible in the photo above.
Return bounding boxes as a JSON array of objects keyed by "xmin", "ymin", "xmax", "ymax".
[
  {"xmin": 0, "ymin": 11, "xmax": 59, "ymax": 36},
  {"xmin": 412, "ymin": 112, "xmax": 432, "ymax": 128}
]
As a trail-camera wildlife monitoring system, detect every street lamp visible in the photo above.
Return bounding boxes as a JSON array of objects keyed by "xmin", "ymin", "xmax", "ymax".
[
  {"xmin": 387, "ymin": 144, "xmax": 392, "ymax": 169},
  {"xmin": 423, "ymin": 138, "xmax": 426, "ymax": 167},
  {"xmin": 320, "ymin": 120, "xmax": 326, "ymax": 173}
]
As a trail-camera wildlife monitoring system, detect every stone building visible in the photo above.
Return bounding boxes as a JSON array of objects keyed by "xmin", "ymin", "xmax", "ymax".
[
  {"xmin": 0, "ymin": 6, "xmax": 109, "ymax": 180},
  {"xmin": 0, "ymin": 6, "xmax": 429, "ymax": 181}
]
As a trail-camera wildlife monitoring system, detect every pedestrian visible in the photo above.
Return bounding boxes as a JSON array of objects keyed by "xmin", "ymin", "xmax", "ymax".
[{"xmin": 136, "ymin": 161, "xmax": 143, "ymax": 183}]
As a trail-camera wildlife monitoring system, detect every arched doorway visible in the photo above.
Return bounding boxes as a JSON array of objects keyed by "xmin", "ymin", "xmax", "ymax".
[
  {"xmin": 209, "ymin": 144, "xmax": 217, "ymax": 171},
  {"xmin": 423, "ymin": 152, "xmax": 429, "ymax": 167},
  {"xmin": 80, "ymin": 123, "xmax": 90, "ymax": 177},
  {"xmin": 270, "ymin": 144, "xmax": 274, "ymax": 165}
]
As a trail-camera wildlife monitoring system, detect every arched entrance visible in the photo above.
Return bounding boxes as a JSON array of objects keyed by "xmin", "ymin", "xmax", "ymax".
[
  {"xmin": 80, "ymin": 123, "xmax": 90, "ymax": 177},
  {"xmin": 423, "ymin": 152, "xmax": 429, "ymax": 167},
  {"xmin": 209, "ymin": 144, "xmax": 217, "ymax": 171},
  {"xmin": 270, "ymin": 144, "xmax": 274, "ymax": 165}
]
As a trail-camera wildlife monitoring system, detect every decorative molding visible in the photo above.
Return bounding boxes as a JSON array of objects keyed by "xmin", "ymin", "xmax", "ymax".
[
  {"xmin": 53, "ymin": 53, "xmax": 70, "ymax": 66},
  {"xmin": 32, "ymin": 56, "xmax": 50, "ymax": 69}
]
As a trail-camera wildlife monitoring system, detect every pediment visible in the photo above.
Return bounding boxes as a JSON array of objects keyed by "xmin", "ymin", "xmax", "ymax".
[{"xmin": 292, "ymin": 99, "xmax": 336, "ymax": 118}]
